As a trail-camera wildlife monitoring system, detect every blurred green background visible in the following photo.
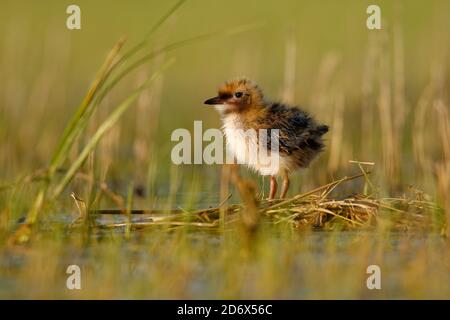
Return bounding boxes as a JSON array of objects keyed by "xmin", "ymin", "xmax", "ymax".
[{"xmin": 0, "ymin": 0, "xmax": 449, "ymax": 202}]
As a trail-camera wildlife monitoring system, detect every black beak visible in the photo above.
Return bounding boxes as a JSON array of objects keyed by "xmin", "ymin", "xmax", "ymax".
[{"xmin": 204, "ymin": 96, "xmax": 224, "ymax": 105}]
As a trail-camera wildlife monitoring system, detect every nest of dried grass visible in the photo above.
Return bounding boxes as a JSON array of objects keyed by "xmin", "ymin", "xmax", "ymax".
[{"xmin": 71, "ymin": 170, "xmax": 444, "ymax": 234}]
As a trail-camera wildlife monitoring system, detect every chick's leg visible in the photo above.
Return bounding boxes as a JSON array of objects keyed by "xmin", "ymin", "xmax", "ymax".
[
  {"xmin": 269, "ymin": 176, "xmax": 278, "ymax": 200},
  {"xmin": 280, "ymin": 172, "xmax": 290, "ymax": 199}
]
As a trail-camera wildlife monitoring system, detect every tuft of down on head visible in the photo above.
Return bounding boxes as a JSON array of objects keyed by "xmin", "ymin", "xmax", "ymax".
[{"xmin": 204, "ymin": 77, "xmax": 265, "ymax": 114}]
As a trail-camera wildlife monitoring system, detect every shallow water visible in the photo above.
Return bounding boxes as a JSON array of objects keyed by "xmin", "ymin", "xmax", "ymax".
[{"xmin": 1, "ymin": 216, "xmax": 449, "ymax": 299}]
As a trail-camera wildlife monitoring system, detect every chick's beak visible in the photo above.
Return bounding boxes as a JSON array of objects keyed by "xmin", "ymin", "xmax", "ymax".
[{"xmin": 204, "ymin": 96, "xmax": 224, "ymax": 105}]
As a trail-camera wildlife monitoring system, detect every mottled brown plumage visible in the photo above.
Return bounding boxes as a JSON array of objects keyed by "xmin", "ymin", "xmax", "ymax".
[{"xmin": 204, "ymin": 77, "xmax": 328, "ymax": 199}]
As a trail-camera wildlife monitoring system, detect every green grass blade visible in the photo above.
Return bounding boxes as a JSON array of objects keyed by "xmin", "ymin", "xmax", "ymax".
[
  {"xmin": 50, "ymin": 59, "xmax": 174, "ymax": 200},
  {"xmin": 48, "ymin": 38, "xmax": 126, "ymax": 176},
  {"xmin": 53, "ymin": 0, "xmax": 187, "ymax": 164},
  {"xmin": 112, "ymin": 0, "xmax": 187, "ymax": 77},
  {"xmin": 18, "ymin": 38, "xmax": 127, "ymax": 228},
  {"xmin": 96, "ymin": 23, "xmax": 262, "ymax": 106},
  {"xmin": 145, "ymin": 0, "xmax": 187, "ymax": 38}
]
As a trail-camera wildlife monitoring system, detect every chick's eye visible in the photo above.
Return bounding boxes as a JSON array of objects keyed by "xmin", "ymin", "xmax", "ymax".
[{"xmin": 234, "ymin": 92, "xmax": 243, "ymax": 98}]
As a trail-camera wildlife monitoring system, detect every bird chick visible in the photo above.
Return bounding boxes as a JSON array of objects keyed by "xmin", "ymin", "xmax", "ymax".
[{"xmin": 204, "ymin": 77, "xmax": 328, "ymax": 199}]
